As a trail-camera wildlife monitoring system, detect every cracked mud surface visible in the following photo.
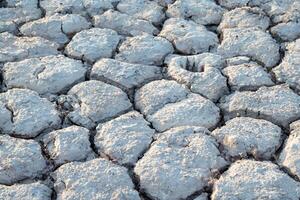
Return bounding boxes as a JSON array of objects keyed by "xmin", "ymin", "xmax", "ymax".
[{"xmin": 1, "ymin": 0, "xmax": 300, "ymax": 199}]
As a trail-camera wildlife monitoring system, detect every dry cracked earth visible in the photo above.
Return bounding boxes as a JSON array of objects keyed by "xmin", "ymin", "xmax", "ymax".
[{"xmin": 1, "ymin": 0, "xmax": 300, "ymax": 199}]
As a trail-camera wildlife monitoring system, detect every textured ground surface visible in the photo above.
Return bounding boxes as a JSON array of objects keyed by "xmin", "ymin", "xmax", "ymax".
[{"xmin": 1, "ymin": 0, "xmax": 300, "ymax": 199}]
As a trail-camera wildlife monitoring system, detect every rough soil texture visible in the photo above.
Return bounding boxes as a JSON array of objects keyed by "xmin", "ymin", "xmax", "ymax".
[{"xmin": 1, "ymin": 0, "xmax": 300, "ymax": 199}]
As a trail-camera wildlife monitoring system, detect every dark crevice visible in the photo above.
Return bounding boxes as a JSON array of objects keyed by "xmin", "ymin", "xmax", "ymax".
[
  {"xmin": 4, "ymin": 104, "xmax": 14, "ymax": 124},
  {"xmin": 37, "ymin": 0, "xmax": 46, "ymax": 18},
  {"xmin": 88, "ymin": 129, "xmax": 100, "ymax": 157},
  {"xmin": 0, "ymin": 0, "xmax": 7, "ymax": 8},
  {"xmin": 279, "ymin": 165, "xmax": 300, "ymax": 183},
  {"xmin": 127, "ymin": 167, "xmax": 154, "ymax": 200}
]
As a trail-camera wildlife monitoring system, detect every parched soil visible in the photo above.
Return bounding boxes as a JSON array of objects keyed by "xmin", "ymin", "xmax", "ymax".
[{"xmin": 1, "ymin": 0, "xmax": 300, "ymax": 199}]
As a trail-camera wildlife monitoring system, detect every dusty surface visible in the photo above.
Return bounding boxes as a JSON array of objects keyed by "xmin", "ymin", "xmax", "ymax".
[
  {"xmin": 212, "ymin": 160, "xmax": 300, "ymax": 200},
  {"xmin": 1, "ymin": 0, "xmax": 300, "ymax": 199}
]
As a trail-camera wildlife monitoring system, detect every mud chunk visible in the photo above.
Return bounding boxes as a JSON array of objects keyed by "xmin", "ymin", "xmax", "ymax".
[
  {"xmin": 117, "ymin": 0, "xmax": 165, "ymax": 25},
  {"xmin": 219, "ymin": 85, "xmax": 300, "ymax": 128},
  {"xmin": 135, "ymin": 80, "xmax": 220, "ymax": 131},
  {"xmin": 212, "ymin": 117, "xmax": 282, "ymax": 160},
  {"xmin": 0, "ymin": 89, "xmax": 61, "ymax": 138},
  {"xmin": 250, "ymin": 0, "xmax": 300, "ymax": 24},
  {"xmin": 40, "ymin": 0, "xmax": 117, "ymax": 16},
  {"xmin": 148, "ymin": 93, "xmax": 220, "ymax": 131},
  {"xmin": 166, "ymin": 0, "xmax": 225, "ymax": 25},
  {"xmin": 160, "ymin": 18, "xmax": 219, "ymax": 54},
  {"xmin": 67, "ymin": 80, "xmax": 132, "ymax": 129},
  {"xmin": 273, "ymin": 39, "xmax": 300, "ymax": 92},
  {"xmin": 3, "ymin": 55, "xmax": 86, "ymax": 95},
  {"xmin": 0, "ymin": 182, "xmax": 52, "ymax": 200},
  {"xmin": 93, "ymin": 9, "xmax": 159, "ymax": 36},
  {"xmin": 218, "ymin": 7, "xmax": 270, "ymax": 31},
  {"xmin": 95, "ymin": 111, "xmax": 155, "ymax": 165},
  {"xmin": 271, "ymin": 22, "xmax": 300, "ymax": 42},
  {"xmin": 0, "ymin": 21, "xmax": 17, "ymax": 33},
  {"xmin": 0, "ymin": 32, "xmax": 59, "ymax": 63},
  {"xmin": 20, "ymin": 14, "xmax": 91, "ymax": 46},
  {"xmin": 0, "ymin": 0, "xmax": 41, "ymax": 32},
  {"xmin": 43, "ymin": 126, "xmax": 93, "ymax": 166},
  {"xmin": 212, "ymin": 160, "xmax": 300, "ymax": 200},
  {"xmin": 134, "ymin": 79, "xmax": 189, "ymax": 116},
  {"xmin": 116, "ymin": 34, "xmax": 173, "ymax": 65},
  {"xmin": 165, "ymin": 54, "xmax": 227, "ymax": 102},
  {"xmin": 223, "ymin": 62, "xmax": 274, "ymax": 90},
  {"xmin": 65, "ymin": 28, "xmax": 121, "ymax": 63},
  {"xmin": 134, "ymin": 126, "xmax": 227, "ymax": 200},
  {"xmin": 217, "ymin": 0, "xmax": 249, "ymax": 9},
  {"xmin": 278, "ymin": 120, "xmax": 300, "ymax": 179},
  {"xmin": 52, "ymin": 158, "xmax": 140, "ymax": 200},
  {"xmin": 218, "ymin": 28, "xmax": 279, "ymax": 68},
  {"xmin": 90, "ymin": 58, "xmax": 161, "ymax": 91},
  {"xmin": 0, "ymin": 135, "xmax": 47, "ymax": 184},
  {"xmin": 1, "ymin": 8, "xmax": 40, "ymax": 25}
]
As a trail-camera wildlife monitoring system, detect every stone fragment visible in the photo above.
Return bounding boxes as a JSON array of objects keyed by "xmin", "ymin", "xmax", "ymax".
[
  {"xmin": 95, "ymin": 111, "xmax": 155, "ymax": 165},
  {"xmin": 0, "ymin": 182, "xmax": 52, "ymax": 200},
  {"xmin": 219, "ymin": 85, "xmax": 300, "ymax": 128},
  {"xmin": 67, "ymin": 80, "xmax": 132, "ymax": 129},
  {"xmin": 116, "ymin": 34, "xmax": 173, "ymax": 65},
  {"xmin": 0, "ymin": 135, "xmax": 47, "ymax": 185},
  {"xmin": 166, "ymin": 0, "xmax": 225, "ymax": 25},
  {"xmin": 165, "ymin": 54, "xmax": 227, "ymax": 102},
  {"xmin": 278, "ymin": 120, "xmax": 300, "ymax": 179},
  {"xmin": 90, "ymin": 58, "xmax": 161, "ymax": 91},
  {"xmin": 20, "ymin": 14, "xmax": 91, "ymax": 46},
  {"xmin": 65, "ymin": 28, "xmax": 121, "ymax": 63},
  {"xmin": 117, "ymin": 0, "xmax": 165, "ymax": 25},
  {"xmin": 218, "ymin": 7, "xmax": 270, "ymax": 31},
  {"xmin": 0, "ymin": 32, "xmax": 59, "ymax": 63},
  {"xmin": 211, "ymin": 160, "xmax": 300, "ymax": 200},
  {"xmin": 160, "ymin": 18, "xmax": 219, "ymax": 54},
  {"xmin": 0, "ymin": 89, "xmax": 61, "ymax": 138},
  {"xmin": 272, "ymin": 39, "xmax": 300, "ymax": 91},
  {"xmin": 3, "ymin": 55, "xmax": 86, "ymax": 95},
  {"xmin": 93, "ymin": 9, "xmax": 159, "ymax": 36},
  {"xmin": 134, "ymin": 126, "xmax": 227, "ymax": 200},
  {"xmin": 217, "ymin": 28, "xmax": 280, "ymax": 68},
  {"xmin": 52, "ymin": 158, "xmax": 140, "ymax": 200},
  {"xmin": 212, "ymin": 117, "xmax": 282, "ymax": 160},
  {"xmin": 43, "ymin": 126, "xmax": 93, "ymax": 166},
  {"xmin": 223, "ymin": 62, "xmax": 274, "ymax": 90}
]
